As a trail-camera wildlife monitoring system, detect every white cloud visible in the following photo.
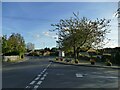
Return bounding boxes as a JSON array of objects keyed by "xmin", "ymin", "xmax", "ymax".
[
  {"xmin": 33, "ymin": 34, "xmax": 40, "ymax": 40},
  {"xmin": 43, "ymin": 31, "xmax": 58, "ymax": 39},
  {"xmin": 27, "ymin": 32, "xmax": 41, "ymax": 41},
  {"xmin": 43, "ymin": 32, "xmax": 50, "ymax": 36},
  {"xmin": 104, "ymin": 40, "xmax": 118, "ymax": 48}
]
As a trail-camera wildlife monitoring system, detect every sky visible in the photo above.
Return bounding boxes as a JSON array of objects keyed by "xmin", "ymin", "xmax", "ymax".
[
  {"xmin": 2, "ymin": 0, "xmax": 120, "ymax": 2},
  {"xmin": 2, "ymin": 2, "xmax": 118, "ymax": 49}
]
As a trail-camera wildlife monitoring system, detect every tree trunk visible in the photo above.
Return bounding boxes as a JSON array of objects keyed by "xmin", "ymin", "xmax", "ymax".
[
  {"xmin": 73, "ymin": 46, "xmax": 76, "ymax": 60},
  {"xmin": 77, "ymin": 50, "xmax": 79, "ymax": 59}
]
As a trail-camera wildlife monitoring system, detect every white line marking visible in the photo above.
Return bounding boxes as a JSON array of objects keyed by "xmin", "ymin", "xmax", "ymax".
[
  {"xmin": 34, "ymin": 85, "xmax": 39, "ymax": 88},
  {"xmin": 41, "ymin": 72, "xmax": 43, "ymax": 74},
  {"xmin": 46, "ymin": 64, "xmax": 51, "ymax": 68},
  {"xmin": 30, "ymin": 81, "xmax": 36, "ymax": 85},
  {"xmin": 43, "ymin": 71, "xmax": 45, "ymax": 73},
  {"xmin": 44, "ymin": 69, "xmax": 47, "ymax": 71},
  {"xmin": 35, "ymin": 77, "xmax": 39, "ymax": 80},
  {"xmin": 37, "ymin": 81, "xmax": 42, "ymax": 85},
  {"xmin": 76, "ymin": 73, "xmax": 83, "ymax": 78},
  {"xmin": 43, "ymin": 74, "xmax": 47, "ymax": 77},
  {"xmin": 38, "ymin": 74, "xmax": 41, "ymax": 77},
  {"xmin": 26, "ymin": 86, "xmax": 30, "ymax": 88},
  {"xmin": 40, "ymin": 77, "xmax": 45, "ymax": 80},
  {"xmin": 98, "ymin": 76, "xmax": 118, "ymax": 79},
  {"xmin": 47, "ymin": 62, "xmax": 52, "ymax": 68}
]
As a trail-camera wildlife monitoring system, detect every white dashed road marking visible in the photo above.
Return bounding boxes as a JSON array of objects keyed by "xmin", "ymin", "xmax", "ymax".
[
  {"xmin": 35, "ymin": 77, "xmax": 39, "ymax": 80},
  {"xmin": 40, "ymin": 72, "xmax": 43, "ymax": 75},
  {"xmin": 26, "ymin": 86, "xmax": 30, "ymax": 88},
  {"xmin": 76, "ymin": 73, "xmax": 83, "ymax": 78},
  {"xmin": 38, "ymin": 74, "xmax": 41, "ymax": 77},
  {"xmin": 40, "ymin": 77, "xmax": 45, "ymax": 80},
  {"xmin": 25, "ymin": 62, "xmax": 52, "ymax": 89},
  {"xmin": 30, "ymin": 81, "xmax": 36, "ymax": 85},
  {"xmin": 43, "ymin": 74, "xmax": 47, "ymax": 77},
  {"xmin": 34, "ymin": 85, "xmax": 39, "ymax": 88},
  {"xmin": 37, "ymin": 81, "xmax": 42, "ymax": 85}
]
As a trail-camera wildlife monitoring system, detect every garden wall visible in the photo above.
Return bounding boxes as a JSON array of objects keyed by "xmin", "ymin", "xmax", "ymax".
[{"xmin": 3, "ymin": 56, "xmax": 20, "ymax": 62}]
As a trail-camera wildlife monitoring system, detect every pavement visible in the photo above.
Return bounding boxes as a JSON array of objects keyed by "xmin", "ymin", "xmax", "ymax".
[{"xmin": 50, "ymin": 59, "xmax": 120, "ymax": 69}]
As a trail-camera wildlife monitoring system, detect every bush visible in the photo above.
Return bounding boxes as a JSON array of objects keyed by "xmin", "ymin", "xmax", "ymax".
[
  {"xmin": 50, "ymin": 52, "xmax": 59, "ymax": 56},
  {"xmin": 55, "ymin": 57, "xmax": 59, "ymax": 61},
  {"xmin": 91, "ymin": 62, "xmax": 95, "ymax": 65},
  {"xmin": 75, "ymin": 59, "xmax": 79, "ymax": 64},
  {"xmin": 101, "ymin": 54, "xmax": 111, "ymax": 62},
  {"xmin": 105, "ymin": 61, "xmax": 112, "ymax": 66},
  {"xmin": 7, "ymin": 58, "xmax": 11, "ymax": 62},
  {"xmin": 114, "ymin": 52, "xmax": 120, "ymax": 65},
  {"xmin": 4, "ymin": 51, "xmax": 19, "ymax": 56},
  {"xmin": 65, "ymin": 58, "xmax": 71, "ymax": 62},
  {"xmin": 78, "ymin": 55, "xmax": 90, "ymax": 61},
  {"xmin": 90, "ymin": 58, "xmax": 95, "ymax": 65},
  {"xmin": 21, "ymin": 54, "xmax": 24, "ymax": 59},
  {"xmin": 60, "ymin": 58, "xmax": 64, "ymax": 61}
]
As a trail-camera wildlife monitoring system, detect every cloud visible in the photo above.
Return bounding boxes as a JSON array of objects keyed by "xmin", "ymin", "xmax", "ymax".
[
  {"xmin": 27, "ymin": 32, "xmax": 41, "ymax": 41},
  {"xmin": 33, "ymin": 34, "xmax": 40, "ymax": 39},
  {"xmin": 43, "ymin": 32, "xmax": 50, "ymax": 36},
  {"xmin": 104, "ymin": 40, "xmax": 118, "ymax": 48},
  {"xmin": 43, "ymin": 31, "xmax": 58, "ymax": 39}
]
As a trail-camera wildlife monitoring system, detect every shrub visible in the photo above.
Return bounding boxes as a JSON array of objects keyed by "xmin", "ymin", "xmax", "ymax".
[
  {"xmin": 55, "ymin": 57, "xmax": 59, "ymax": 61},
  {"xmin": 7, "ymin": 58, "xmax": 11, "ymax": 62},
  {"xmin": 71, "ymin": 59, "xmax": 75, "ymax": 63},
  {"xmin": 78, "ymin": 54, "xmax": 90, "ymax": 61},
  {"xmin": 101, "ymin": 54, "xmax": 111, "ymax": 62},
  {"xmin": 114, "ymin": 52, "xmax": 120, "ymax": 65},
  {"xmin": 60, "ymin": 58, "xmax": 63, "ymax": 61},
  {"xmin": 4, "ymin": 51, "xmax": 19, "ymax": 56},
  {"xmin": 90, "ymin": 58, "xmax": 95, "ymax": 65},
  {"xmin": 105, "ymin": 61, "xmax": 112, "ymax": 66},
  {"xmin": 65, "ymin": 58, "xmax": 71, "ymax": 62},
  {"xmin": 75, "ymin": 59, "xmax": 79, "ymax": 64}
]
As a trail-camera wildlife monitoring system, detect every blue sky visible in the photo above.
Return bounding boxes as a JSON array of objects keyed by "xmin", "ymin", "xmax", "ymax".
[{"xmin": 2, "ymin": 2, "xmax": 118, "ymax": 49}]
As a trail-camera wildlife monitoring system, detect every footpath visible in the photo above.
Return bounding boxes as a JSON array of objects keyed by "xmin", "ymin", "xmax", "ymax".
[{"xmin": 50, "ymin": 59, "xmax": 120, "ymax": 69}]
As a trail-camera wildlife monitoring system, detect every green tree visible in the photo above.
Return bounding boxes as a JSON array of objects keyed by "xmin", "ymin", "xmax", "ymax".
[
  {"xmin": 51, "ymin": 47, "xmax": 58, "ymax": 52},
  {"xmin": 51, "ymin": 13, "xmax": 111, "ymax": 60},
  {"xmin": 2, "ymin": 35, "xmax": 10, "ymax": 54},
  {"xmin": 2, "ymin": 33, "xmax": 26, "ymax": 58}
]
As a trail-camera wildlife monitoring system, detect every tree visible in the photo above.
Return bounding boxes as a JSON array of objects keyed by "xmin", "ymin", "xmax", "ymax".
[
  {"xmin": 51, "ymin": 47, "xmax": 58, "ymax": 52},
  {"xmin": 51, "ymin": 12, "xmax": 111, "ymax": 60},
  {"xmin": 44, "ymin": 47, "xmax": 50, "ymax": 51},
  {"xmin": 2, "ymin": 33, "xmax": 26, "ymax": 58},
  {"xmin": 26, "ymin": 42, "xmax": 35, "ymax": 52},
  {"xmin": 2, "ymin": 35, "xmax": 9, "ymax": 54}
]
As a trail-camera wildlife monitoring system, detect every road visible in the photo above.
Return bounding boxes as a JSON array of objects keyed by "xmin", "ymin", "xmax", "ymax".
[{"xmin": 2, "ymin": 56, "xmax": 120, "ymax": 89}]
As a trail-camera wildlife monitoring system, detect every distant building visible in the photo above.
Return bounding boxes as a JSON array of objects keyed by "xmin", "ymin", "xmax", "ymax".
[
  {"xmin": 103, "ymin": 47, "xmax": 120, "ymax": 55},
  {"xmin": 43, "ymin": 51, "xmax": 50, "ymax": 56}
]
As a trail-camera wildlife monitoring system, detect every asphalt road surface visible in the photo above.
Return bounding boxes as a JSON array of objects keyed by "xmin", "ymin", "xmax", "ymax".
[{"xmin": 2, "ymin": 56, "xmax": 120, "ymax": 89}]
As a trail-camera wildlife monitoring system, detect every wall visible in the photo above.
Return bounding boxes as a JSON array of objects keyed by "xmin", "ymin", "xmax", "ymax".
[{"xmin": 3, "ymin": 56, "xmax": 20, "ymax": 62}]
